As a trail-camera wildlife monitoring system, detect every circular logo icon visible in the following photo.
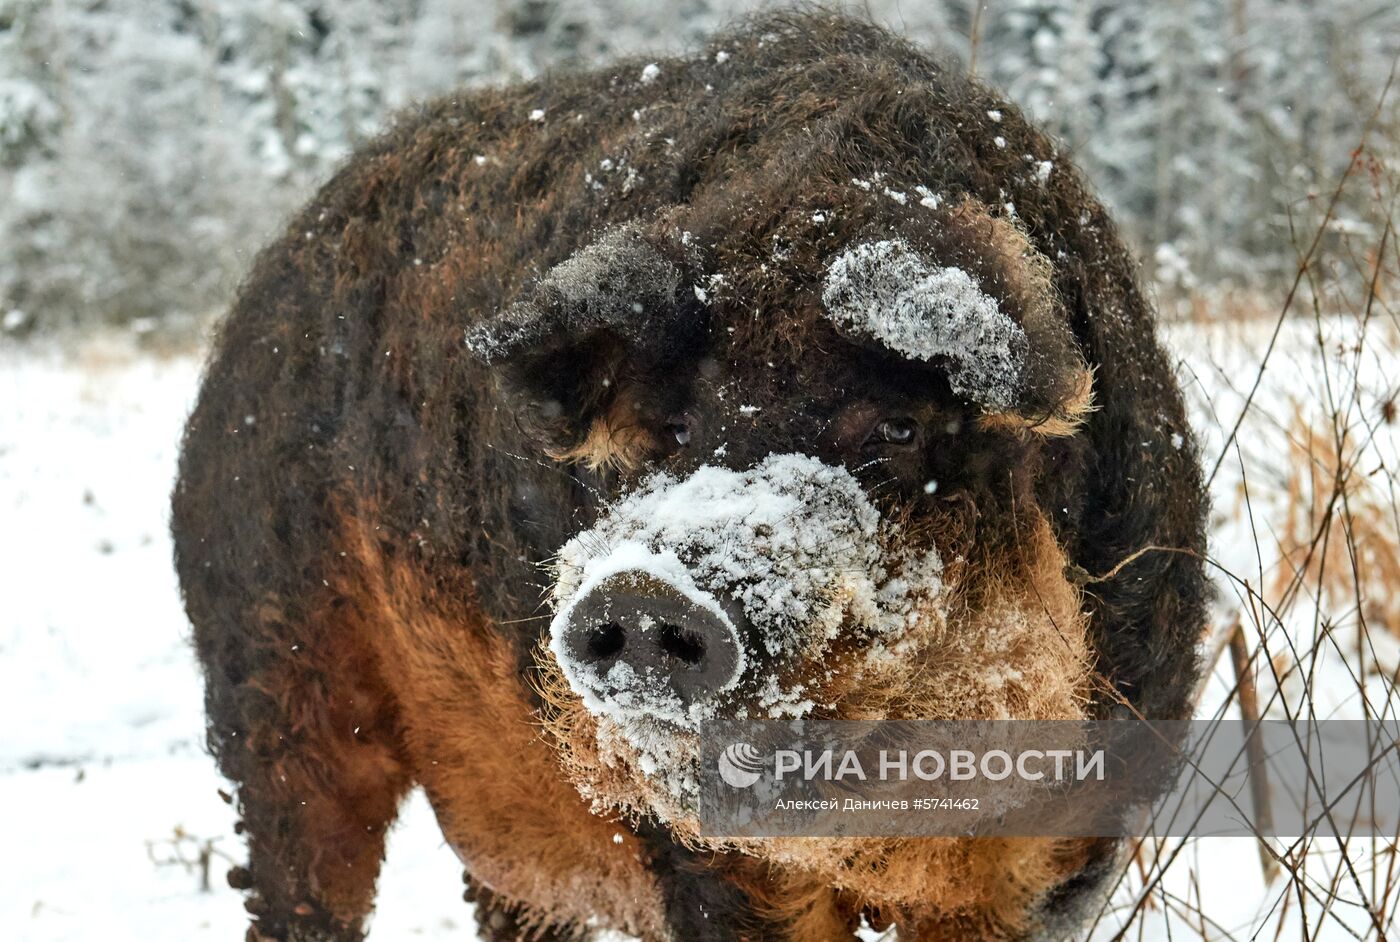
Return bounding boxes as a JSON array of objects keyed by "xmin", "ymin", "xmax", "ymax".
[{"xmin": 718, "ymin": 742, "xmax": 765, "ymax": 788}]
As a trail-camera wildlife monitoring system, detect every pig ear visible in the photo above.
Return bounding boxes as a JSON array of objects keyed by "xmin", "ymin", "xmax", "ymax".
[
  {"xmin": 465, "ymin": 224, "xmax": 695, "ymax": 452},
  {"xmin": 467, "ymin": 224, "xmax": 685, "ymax": 366},
  {"xmin": 821, "ymin": 212, "xmax": 1092, "ymax": 437},
  {"xmin": 946, "ymin": 207, "xmax": 1095, "ymax": 438}
]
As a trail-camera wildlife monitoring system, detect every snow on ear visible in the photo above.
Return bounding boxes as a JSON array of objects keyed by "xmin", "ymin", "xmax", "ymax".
[
  {"xmin": 462, "ymin": 223, "xmax": 691, "ymax": 460},
  {"xmin": 935, "ymin": 202, "xmax": 1094, "ymax": 437},
  {"xmin": 465, "ymin": 223, "xmax": 683, "ymax": 365},
  {"xmin": 821, "ymin": 238, "xmax": 1028, "ymax": 411}
]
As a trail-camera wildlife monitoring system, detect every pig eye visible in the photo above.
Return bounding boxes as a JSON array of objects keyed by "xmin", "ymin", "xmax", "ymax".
[
  {"xmin": 663, "ymin": 414, "xmax": 693, "ymax": 448},
  {"xmin": 868, "ymin": 416, "xmax": 920, "ymax": 447}
]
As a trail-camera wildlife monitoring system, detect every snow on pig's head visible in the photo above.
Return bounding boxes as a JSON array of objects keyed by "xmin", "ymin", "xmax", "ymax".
[{"xmin": 468, "ymin": 192, "xmax": 1097, "ymax": 822}]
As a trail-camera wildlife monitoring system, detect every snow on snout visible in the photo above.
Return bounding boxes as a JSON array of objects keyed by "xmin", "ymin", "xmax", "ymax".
[
  {"xmin": 821, "ymin": 238, "xmax": 1028, "ymax": 411},
  {"xmin": 549, "ymin": 453, "xmax": 944, "ymax": 728},
  {"xmin": 548, "ymin": 541, "xmax": 743, "ymax": 723}
]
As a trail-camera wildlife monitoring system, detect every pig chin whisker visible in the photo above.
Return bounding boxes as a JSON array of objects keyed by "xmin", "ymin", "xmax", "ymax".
[
  {"xmin": 493, "ymin": 612, "xmax": 553, "ymax": 626},
  {"xmin": 557, "ymin": 529, "xmax": 613, "ymax": 565}
]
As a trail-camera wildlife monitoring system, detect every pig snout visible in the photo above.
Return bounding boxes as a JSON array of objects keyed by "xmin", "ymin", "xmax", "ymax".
[
  {"xmin": 552, "ymin": 565, "xmax": 744, "ymax": 718},
  {"xmin": 548, "ymin": 455, "xmax": 942, "ymax": 729}
]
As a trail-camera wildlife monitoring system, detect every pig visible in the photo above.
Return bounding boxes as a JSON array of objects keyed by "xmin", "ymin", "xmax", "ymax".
[{"xmin": 171, "ymin": 10, "xmax": 1207, "ymax": 942}]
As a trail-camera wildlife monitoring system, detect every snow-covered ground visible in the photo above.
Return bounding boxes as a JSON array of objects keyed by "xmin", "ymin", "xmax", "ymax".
[
  {"xmin": 3, "ymin": 315, "xmax": 1396, "ymax": 940},
  {"xmin": 0, "ymin": 343, "xmax": 464, "ymax": 939}
]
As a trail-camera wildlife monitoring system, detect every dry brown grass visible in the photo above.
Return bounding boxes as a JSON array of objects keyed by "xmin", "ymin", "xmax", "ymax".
[
  {"xmin": 1069, "ymin": 63, "xmax": 1400, "ymax": 942},
  {"xmin": 1275, "ymin": 404, "xmax": 1400, "ymax": 647}
]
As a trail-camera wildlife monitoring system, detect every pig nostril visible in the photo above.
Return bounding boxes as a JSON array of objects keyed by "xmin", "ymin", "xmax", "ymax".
[
  {"xmin": 657, "ymin": 622, "xmax": 706, "ymax": 666},
  {"xmin": 561, "ymin": 572, "xmax": 742, "ymax": 708},
  {"xmin": 585, "ymin": 622, "xmax": 626, "ymax": 661}
]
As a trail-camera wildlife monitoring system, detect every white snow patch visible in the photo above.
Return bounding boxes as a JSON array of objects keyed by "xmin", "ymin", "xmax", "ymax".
[
  {"xmin": 821, "ymin": 239, "xmax": 1027, "ymax": 410},
  {"xmin": 914, "ymin": 185, "xmax": 942, "ymax": 209},
  {"xmin": 639, "ymin": 63, "xmax": 660, "ymax": 84},
  {"xmin": 851, "ymin": 173, "xmax": 918, "ymax": 209}
]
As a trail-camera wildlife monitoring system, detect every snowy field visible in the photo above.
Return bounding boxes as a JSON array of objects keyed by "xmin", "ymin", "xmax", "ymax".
[
  {"xmin": 0, "ymin": 343, "xmax": 465, "ymax": 939},
  {"xmin": 3, "ymin": 315, "xmax": 1397, "ymax": 940}
]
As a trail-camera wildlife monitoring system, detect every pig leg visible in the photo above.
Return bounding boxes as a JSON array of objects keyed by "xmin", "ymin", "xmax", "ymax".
[
  {"xmin": 328, "ymin": 521, "xmax": 668, "ymax": 938},
  {"xmin": 380, "ymin": 624, "xmax": 668, "ymax": 939},
  {"xmin": 208, "ymin": 620, "xmax": 412, "ymax": 941},
  {"xmin": 232, "ymin": 749, "xmax": 410, "ymax": 941}
]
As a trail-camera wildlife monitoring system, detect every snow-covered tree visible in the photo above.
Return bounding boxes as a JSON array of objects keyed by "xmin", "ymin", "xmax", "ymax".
[{"xmin": 0, "ymin": 0, "xmax": 1395, "ymax": 331}]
